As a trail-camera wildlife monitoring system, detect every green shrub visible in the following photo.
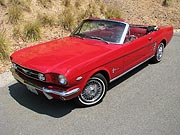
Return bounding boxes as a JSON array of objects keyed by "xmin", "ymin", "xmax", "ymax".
[
  {"xmin": 0, "ymin": 32, "xmax": 9, "ymax": 60},
  {"xmin": 37, "ymin": 13, "xmax": 55, "ymax": 26},
  {"xmin": 105, "ymin": 7, "xmax": 122, "ymax": 19},
  {"xmin": 8, "ymin": 6, "xmax": 22, "ymax": 24},
  {"xmin": 38, "ymin": 0, "xmax": 52, "ymax": 8},
  {"xmin": 23, "ymin": 22, "xmax": 41, "ymax": 41}
]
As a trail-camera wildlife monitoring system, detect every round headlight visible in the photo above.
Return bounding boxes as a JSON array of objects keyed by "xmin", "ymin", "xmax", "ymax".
[
  {"xmin": 13, "ymin": 63, "xmax": 18, "ymax": 69},
  {"xmin": 58, "ymin": 75, "xmax": 67, "ymax": 85},
  {"xmin": 38, "ymin": 73, "xmax": 46, "ymax": 81}
]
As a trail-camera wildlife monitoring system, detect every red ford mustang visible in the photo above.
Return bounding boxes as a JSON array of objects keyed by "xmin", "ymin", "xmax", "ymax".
[{"xmin": 10, "ymin": 18, "xmax": 173, "ymax": 106}]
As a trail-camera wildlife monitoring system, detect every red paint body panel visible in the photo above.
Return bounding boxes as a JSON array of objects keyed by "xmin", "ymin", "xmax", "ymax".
[
  {"xmin": 11, "ymin": 37, "xmax": 112, "ymax": 74},
  {"xmin": 10, "ymin": 18, "xmax": 173, "ymax": 100}
]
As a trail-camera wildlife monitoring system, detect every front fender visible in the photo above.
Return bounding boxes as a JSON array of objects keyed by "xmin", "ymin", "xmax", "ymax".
[{"xmin": 68, "ymin": 66, "xmax": 110, "ymax": 95}]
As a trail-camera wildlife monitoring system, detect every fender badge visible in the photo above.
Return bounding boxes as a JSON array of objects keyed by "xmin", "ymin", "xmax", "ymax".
[{"xmin": 112, "ymin": 68, "xmax": 119, "ymax": 73}]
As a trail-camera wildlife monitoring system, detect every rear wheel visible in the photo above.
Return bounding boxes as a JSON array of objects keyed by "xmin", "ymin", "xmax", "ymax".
[
  {"xmin": 151, "ymin": 42, "xmax": 164, "ymax": 63},
  {"xmin": 76, "ymin": 73, "xmax": 108, "ymax": 107}
]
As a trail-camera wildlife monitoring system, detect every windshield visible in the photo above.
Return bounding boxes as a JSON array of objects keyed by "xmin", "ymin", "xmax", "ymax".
[{"xmin": 71, "ymin": 19, "xmax": 127, "ymax": 44}]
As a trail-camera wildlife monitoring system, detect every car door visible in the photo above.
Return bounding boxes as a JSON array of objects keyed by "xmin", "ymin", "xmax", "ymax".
[{"xmin": 122, "ymin": 34, "xmax": 155, "ymax": 72}]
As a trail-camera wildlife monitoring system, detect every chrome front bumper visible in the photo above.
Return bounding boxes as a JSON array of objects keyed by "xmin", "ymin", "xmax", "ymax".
[{"xmin": 11, "ymin": 68, "xmax": 80, "ymax": 99}]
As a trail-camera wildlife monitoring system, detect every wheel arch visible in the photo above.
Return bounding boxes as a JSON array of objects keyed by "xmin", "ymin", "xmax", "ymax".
[
  {"xmin": 86, "ymin": 68, "xmax": 111, "ymax": 84},
  {"xmin": 161, "ymin": 39, "xmax": 167, "ymax": 48},
  {"xmin": 93, "ymin": 70, "xmax": 110, "ymax": 83}
]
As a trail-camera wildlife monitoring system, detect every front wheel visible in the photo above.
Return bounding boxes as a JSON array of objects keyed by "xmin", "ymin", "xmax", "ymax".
[
  {"xmin": 75, "ymin": 73, "xmax": 108, "ymax": 107},
  {"xmin": 151, "ymin": 42, "xmax": 164, "ymax": 63}
]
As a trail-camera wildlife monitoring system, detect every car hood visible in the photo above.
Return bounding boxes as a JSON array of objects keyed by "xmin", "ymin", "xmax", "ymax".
[{"xmin": 11, "ymin": 37, "xmax": 111, "ymax": 74}]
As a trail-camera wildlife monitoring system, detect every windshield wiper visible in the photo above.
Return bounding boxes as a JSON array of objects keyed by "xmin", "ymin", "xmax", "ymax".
[
  {"xmin": 87, "ymin": 36, "xmax": 109, "ymax": 44},
  {"xmin": 71, "ymin": 34, "xmax": 109, "ymax": 44},
  {"xmin": 71, "ymin": 33, "xmax": 84, "ymax": 39},
  {"xmin": 71, "ymin": 33, "xmax": 90, "ymax": 39}
]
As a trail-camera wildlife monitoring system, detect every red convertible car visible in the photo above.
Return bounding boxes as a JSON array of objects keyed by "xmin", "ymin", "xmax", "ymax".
[{"xmin": 10, "ymin": 18, "xmax": 173, "ymax": 106}]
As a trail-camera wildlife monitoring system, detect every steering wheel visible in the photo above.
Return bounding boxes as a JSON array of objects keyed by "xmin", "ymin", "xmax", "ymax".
[{"xmin": 129, "ymin": 35, "xmax": 137, "ymax": 41}]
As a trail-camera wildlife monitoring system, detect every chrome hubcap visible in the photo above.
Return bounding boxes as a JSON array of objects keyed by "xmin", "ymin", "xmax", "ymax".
[
  {"xmin": 157, "ymin": 43, "xmax": 164, "ymax": 61},
  {"xmin": 80, "ymin": 79, "xmax": 104, "ymax": 103}
]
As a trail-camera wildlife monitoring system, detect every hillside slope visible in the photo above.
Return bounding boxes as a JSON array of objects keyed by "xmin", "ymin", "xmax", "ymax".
[
  {"xmin": 0, "ymin": 0, "xmax": 110, "ymax": 73},
  {"xmin": 0, "ymin": 0, "xmax": 179, "ymax": 73},
  {"xmin": 108, "ymin": 0, "xmax": 180, "ymax": 28}
]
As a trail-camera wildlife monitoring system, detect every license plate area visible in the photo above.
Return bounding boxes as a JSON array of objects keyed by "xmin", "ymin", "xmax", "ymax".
[{"xmin": 26, "ymin": 85, "xmax": 38, "ymax": 95}]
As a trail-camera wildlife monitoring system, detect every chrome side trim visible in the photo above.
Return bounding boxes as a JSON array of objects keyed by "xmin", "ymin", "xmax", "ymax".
[
  {"xmin": 11, "ymin": 68, "xmax": 80, "ymax": 97},
  {"xmin": 110, "ymin": 55, "xmax": 154, "ymax": 83}
]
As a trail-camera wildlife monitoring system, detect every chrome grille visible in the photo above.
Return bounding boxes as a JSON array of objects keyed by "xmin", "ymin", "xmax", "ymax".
[{"xmin": 14, "ymin": 64, "xmax": 43, "ymax": 81}]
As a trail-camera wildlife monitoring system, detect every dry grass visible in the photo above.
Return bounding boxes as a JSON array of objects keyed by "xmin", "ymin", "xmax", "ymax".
[
  {"xmin": 37, "ymin": 13, "xmax": 55, "ymax": 26},
  {"xmin": 0, "ymin": 0, "xmax": 6, "ymax": 6},
  {"xmin": 59, "ymin": 8, "xmax": 76, "ymax": 31},
  {"xmin": 9, "ymin": 0, "xmax": 21, "ymax": 5},
  {"xmin": 85, "ymin": 3, "xmax": 101, "ymax": 18},
  {"xmin": 105, "ymin": 7, "xmax": 122, "ymax": 19},
  {"xmin": 23, "ymin": 22, "xmax": 41, "ymax": 41},
  {"xmin": 162, "ymin": 0, "xmax": 172, "ymax": 6},
  {"xmin": 9, "ymin": 0, "xmax": 31, "ymax": 12},
  {"xmin": 10, "ymin": 0, "xmax": 30, "ymax": 7},
  {"xmin": 59, "ymin": 1, "xmax": 106, "ymax": 32},
  {"xmin": 13, "ymin": 26, "xmax": 22, "ymax": 38},
  {"xmin": 62, "ymin": 0, "xmax": 71, "ymax": 7},
  {"xmin": 8, "ymin": 6, "xmax": 22, "ymax": 24},
  {"xmin": 38, "ymin": 0, "xmax": 52, "ymax": 8},
  {"xmin": 75, "ymin": 0, "xmax": 81, "ymax": 8},
  {"xmin": 0, "ymin": 32, "xmax": 9, "ymax": 60},
  {"xmin": 100, "ymin": 3, "xmax": 106, "ymax": 14}
]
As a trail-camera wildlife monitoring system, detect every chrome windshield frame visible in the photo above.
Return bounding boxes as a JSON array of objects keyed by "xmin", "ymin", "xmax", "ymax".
[
  {"xmin": 119, "ymin": 22, "xmax": 129, "ymax": 44},
  {"xmin": 71, "ymin": 18, "xmax": 130, "ymax": 45}
]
